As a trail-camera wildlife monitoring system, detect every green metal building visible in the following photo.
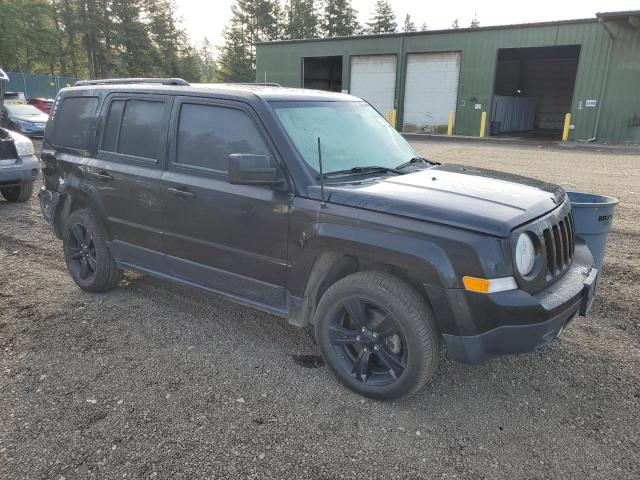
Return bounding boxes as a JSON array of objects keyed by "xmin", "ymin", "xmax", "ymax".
[{"xmin": 256, "ymin": 11, "xmax": 640, "ymax": 143}]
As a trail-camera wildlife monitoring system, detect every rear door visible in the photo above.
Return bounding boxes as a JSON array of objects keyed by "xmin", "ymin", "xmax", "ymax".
[
  {"xmin": 161, "ymin": 97, "xmax": 291, "ymax": 310},
  {"xmin": 87, "ymin": 93, "xmax": 172, "ymax": 269}
]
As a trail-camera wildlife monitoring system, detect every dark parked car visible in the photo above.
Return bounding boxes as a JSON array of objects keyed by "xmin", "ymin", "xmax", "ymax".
[
  {"xmin": 28, "ymin": 97, "xmax": 54, "ymax": 114},
  {"xmin": 1, "ymin": 102, "xmax": 48, "ymax": 136},
  {"xmin": 38, "ymin": 79, "xmax": 598, "ymax": 399},
  {"xmin": 0, "ymin": 68, "xmax": 38, "ymax": 202}
]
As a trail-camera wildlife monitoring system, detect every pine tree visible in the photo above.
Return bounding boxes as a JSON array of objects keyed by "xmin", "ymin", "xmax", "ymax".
[
  {"xmin": 451, "ymin": 18, "xmax": 459, "ymax": 29},
  {"xmin": 366, "ymin": 0, "xmax": 397, "ymax": 34},
  {"xmin": 217, "ymin": 22, "xmax": 254, "ymax": 82},
  {"xmin": 403, "ymin": 13, "xmax": 416, "ymax": 32},
  {"xmin": 218, "ymin": 0, "xmax": 281, "ymax": 82},
  {"xmin": 420, "ymin": 22, "xmax": 427, "ymax": 31},
  {"xmin": 200, "ymin": 38, "xmax": 217, "ymax": 82},
  {"xmin": 470, "ymin": 14, "xmax": 480, "ymax": 28},
  {"xmin": 285, "ymin": 0, "xmax": 319, "ymax": 40},
  {"xmin": 321, "ymin": 0, "xmax": 360, "ymax": 37}
]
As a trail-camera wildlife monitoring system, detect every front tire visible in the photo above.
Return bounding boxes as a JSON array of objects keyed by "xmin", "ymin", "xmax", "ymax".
[
  {"xmin": 315, "ymin": 271, "xmax": 440, "ymax": 400},
  {"xmin": 63, "ymin": 209, "xmax": 122, "ymax": 292},
  {"xmin": 1, "ymin": 182, "xmax": 33, "ymax": 202}
]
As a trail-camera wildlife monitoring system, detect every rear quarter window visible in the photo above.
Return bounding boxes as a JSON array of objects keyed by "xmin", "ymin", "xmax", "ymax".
[{"xmin": 52, "ymin": 96, "xmax": 99, "ymax": 150}]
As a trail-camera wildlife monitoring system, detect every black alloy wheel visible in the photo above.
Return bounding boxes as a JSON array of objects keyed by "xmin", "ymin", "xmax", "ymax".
[
  {"xmin": 315, "ymin": 271, "xmax": 440, "ymax": 400},
  {"xmin": 328, "ymin": 297, "xmax": 407, "ymax": 386},
  {"xmin": 66, "ymin": 222, "xmax": 97, "ymax": 281}
]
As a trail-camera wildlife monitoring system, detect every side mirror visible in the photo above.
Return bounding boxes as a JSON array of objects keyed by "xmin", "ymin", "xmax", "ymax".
[{"xmin": 228, "ymin": 154, "xmax": 287, "ymax": 189}]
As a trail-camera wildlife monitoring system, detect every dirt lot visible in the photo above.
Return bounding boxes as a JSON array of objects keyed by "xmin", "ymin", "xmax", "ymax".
[{"xmin": 1, "ymin": 139, "xmax": 638, "ymax": 479}]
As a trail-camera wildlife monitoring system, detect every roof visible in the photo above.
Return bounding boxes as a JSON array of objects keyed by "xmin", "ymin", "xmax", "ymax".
[
  {"xmin": 255, "ymin": 17, "xmax": 600, "ymax": 46},
  {"xmin": 62, "ymin": 82, "xmax": 360, "ymax": 102},
  {"xmin": 597, "ymin": 10, "xmax": 640, "ymax": 19}
]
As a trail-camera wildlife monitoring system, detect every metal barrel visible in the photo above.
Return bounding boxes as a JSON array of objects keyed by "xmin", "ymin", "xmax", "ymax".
[{"xmin": 567, "ymin": 192, "xmax": 619, "ymax": 272}]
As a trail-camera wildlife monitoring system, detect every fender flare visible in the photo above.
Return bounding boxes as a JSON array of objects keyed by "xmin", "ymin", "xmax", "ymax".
[
  {"xmin": 52, "ymin": 180, "xmax": 111, "ymax": 240},
  {"xmin": 289, "ymin": 222, "xmax": 459, "ymax": 297}
]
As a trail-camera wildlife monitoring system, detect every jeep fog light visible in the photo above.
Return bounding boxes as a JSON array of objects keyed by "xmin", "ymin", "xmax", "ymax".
[
  {"xmin": 515, "ymin": 233, "xmax": 535, "ymax": 276},
  {"xmin": 463, "ymin": 276, "xmax": 517, "ymax": 293}
]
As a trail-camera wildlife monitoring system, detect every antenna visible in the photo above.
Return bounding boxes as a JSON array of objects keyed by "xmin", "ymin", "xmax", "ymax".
[{"xmin": 317, "ymin": 137, "xmax": 327, "ymax": 208}]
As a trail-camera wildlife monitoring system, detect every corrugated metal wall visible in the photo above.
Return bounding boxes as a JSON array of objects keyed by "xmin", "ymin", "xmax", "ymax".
[
  {"xmin": 596, "ymin": 20, "xmax": 640, "ymax": 142},
  {"xmin": 256, "ymin": 19, "xmax": 640, "ymax": 142},
  {"xmin": 4, "ymin": 72, "xmax": 79, "ymax": 100}
]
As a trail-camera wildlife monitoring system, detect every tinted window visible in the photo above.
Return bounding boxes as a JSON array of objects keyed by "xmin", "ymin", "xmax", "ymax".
[
  {"xmin": 176, "ymin": 104, "xmax": 269, "ymax": 171},
  {"xmin": 101, "ymin": 100, "xmax": 124, "ymax": 152},
  {"xmin": 101, "ymin": 99, "xmax": 165, "ymax": 160},
  {"xmin": 52, "ymin": 96, "xmax": 99, "ymax": 149}
]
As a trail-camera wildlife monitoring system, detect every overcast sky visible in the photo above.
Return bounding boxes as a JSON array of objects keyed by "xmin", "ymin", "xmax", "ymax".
[{"xmin": 175, "ymin": 0, "xmax": 639, "ymax": 49}]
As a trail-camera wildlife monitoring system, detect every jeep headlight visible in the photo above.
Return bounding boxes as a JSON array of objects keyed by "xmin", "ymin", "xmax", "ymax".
[
  {"xmin": 515, "ymin": 233, "xmax": 536, "ymax": 276},
  {"xmin": 8, "ymin": 130, "xmax": 35, "ymax": 156}
]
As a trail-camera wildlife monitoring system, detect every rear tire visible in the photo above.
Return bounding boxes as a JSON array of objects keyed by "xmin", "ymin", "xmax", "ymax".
[
  {"xmin": 63, "ymin": 209, "xmax": 122, "ymax": 292},
  {"xmin": 315, "ymin": 271, "xmax": 440, "ymax": 400},
  {"xmin": 1, "ymin": 182, "xmax": 33, "ymax": 202}
]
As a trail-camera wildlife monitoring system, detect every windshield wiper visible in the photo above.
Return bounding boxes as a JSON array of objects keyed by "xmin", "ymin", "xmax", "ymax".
[
  {"xmin": 396, "ymin": 156, "xmax": 440, "ymax": 170},
  {"xmin": 320, "ymin": 165, "xmax": 404, "ymax": 178}
]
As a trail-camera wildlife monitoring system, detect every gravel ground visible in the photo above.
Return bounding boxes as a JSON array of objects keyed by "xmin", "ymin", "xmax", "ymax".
[{"xmin": 1, "ymin": 139, "xmax": 638, "ymax": 479}]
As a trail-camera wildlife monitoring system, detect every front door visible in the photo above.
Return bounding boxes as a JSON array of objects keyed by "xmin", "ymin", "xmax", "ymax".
[
  {"xmin": 162, "ymin": 97, "xmax": 291, "ymax": 310},
  {"xmin": 87, "ymin": 94, "xmax": 172, "ymax": 269}
]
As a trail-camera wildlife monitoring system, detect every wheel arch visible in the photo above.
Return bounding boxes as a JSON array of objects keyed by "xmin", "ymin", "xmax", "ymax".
[
  {"xmin": 54, "ymin": 187, "xmax": 112, "ymax": 240},
  {"xmin": 289, "ymin": 224, "xmax": 458, "ymax": 328}
]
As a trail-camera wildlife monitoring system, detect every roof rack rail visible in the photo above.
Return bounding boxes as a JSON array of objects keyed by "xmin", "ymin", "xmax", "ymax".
[
  {"xmin": 231, "ymin": 82, "xmax": 282, "ymax": 87},
  {"xmin": 74, "ymin": 78, "xmax": 190, "ymax": 87}
]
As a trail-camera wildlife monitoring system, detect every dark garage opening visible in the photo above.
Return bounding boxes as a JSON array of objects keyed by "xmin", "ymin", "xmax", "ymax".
[
  {"xmin": 491, "ymin": 45, "xmax": 581, "ymax": 139},
  {"xmin": 303, "ymin": 56, "xmax": 342, "ymax": 92}
]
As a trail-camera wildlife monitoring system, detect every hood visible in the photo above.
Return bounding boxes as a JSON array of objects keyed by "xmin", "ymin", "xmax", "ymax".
[
  {"xmin": 13, "ymin": 113, "xmax": 48, "ymax": 123},
  {"xmin": 314, "ymin": 164, "xmax": 566, "ymax": 237}
]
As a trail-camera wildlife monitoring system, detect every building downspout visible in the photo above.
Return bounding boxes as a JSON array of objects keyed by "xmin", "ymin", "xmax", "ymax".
[{"xmin": 589, "ymin": 19, "xmax": 615, "ymax": 141}]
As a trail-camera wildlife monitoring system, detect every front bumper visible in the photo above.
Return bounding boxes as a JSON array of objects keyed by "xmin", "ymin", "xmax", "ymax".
[
  {"xmin": 0, "ymin": 155, "xmax": 39, "ymax": 186},
  {"xmin": 431, "ymin": 242, "xmax": 596, "ymax": 364},
  {"xmin": 12, "ymin": 123, "xmax": 45, "ymax": 137}
]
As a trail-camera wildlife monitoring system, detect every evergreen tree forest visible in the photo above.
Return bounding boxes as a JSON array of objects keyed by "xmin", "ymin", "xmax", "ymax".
[
  {"xmin": 0, "ymin": 0, "xmax": 448, "ymax": 83},
  {"xmin": 0, "ymin": 0, "xmax": 205, "ymax": 81}
]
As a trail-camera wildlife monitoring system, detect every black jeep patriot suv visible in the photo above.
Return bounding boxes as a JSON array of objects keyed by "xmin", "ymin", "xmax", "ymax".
[{"xmin": 39, "ymin": 79, "xmax": 598, "ymax": 399}]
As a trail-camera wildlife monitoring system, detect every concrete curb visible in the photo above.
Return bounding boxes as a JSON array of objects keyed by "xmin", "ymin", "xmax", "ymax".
[{"xmin": 402, "ymin": 133, "xmax": 640, "ymax": 155}]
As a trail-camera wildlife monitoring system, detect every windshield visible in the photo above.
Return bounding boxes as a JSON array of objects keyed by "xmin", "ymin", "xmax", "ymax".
[
  {"xmin": 6, "ymin": 104, "xmax": 44, "ymax": 116},
  {"xmin": 271, "ymin": 101, "xmax": 417, "ymax": 174}
]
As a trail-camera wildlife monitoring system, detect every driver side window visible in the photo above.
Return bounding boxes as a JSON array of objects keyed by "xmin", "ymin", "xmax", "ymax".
[{"xmin": 175, "ymin": 103, "xmax": 269, "ymax": 173}]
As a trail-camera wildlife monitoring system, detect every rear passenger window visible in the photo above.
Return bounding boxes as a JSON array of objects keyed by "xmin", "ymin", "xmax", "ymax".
[
  {"xmin": 101, "ymin": 99, "xmax": 166, "ymax": 160},
  {"xmin": 176, "ymin": 103, "xmax": 269, "ymax": 172},
  {"xmin": 52, "ymin": 96, "xmax": 98, "ymax": 149}
]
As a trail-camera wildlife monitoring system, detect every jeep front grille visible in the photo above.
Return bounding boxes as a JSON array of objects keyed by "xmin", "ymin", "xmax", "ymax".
[{"xmin": 542, "ymin": 210, "xmax": 576, "ymax": 279}]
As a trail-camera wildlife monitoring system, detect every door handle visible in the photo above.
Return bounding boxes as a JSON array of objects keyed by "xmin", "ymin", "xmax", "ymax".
[
  {"xmin": 167, "ymin": 186, "xmax": 196, "ymax": 199},
  {"xmin": 88, "ymin": 170, "xmax": 113, "ymax": 181}
]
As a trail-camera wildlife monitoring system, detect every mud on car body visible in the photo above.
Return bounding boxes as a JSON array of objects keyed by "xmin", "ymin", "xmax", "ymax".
[{"xmin": 38, "ymin": 78, "xmax": 598, "ymax": 400}]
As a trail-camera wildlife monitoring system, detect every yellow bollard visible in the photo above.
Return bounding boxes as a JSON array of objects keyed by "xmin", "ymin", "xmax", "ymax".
[
  {"xmin": 385, "ymin": 110, "xmax": 390, "ymax": 123},
  {"xmin": 562, "ymin": 113, "xmax": 572, "ymax": 141},
  {"xmin": 390, "ymin": 108, "xmax": 397, "ymax": 129},
  {"xmin": 447, "ymin": 111, "xmax": 454, "ymax": 136},
  {"xmin": 479, "ymin": 111, "xmax": 487, "ymax": 138}
]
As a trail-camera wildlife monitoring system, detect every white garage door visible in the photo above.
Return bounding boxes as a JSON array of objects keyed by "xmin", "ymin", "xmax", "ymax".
[
  {"xmin": 350, "ymin": 55, "xmax": 397, "ymax": 116},
  {"xmin": 403, "ymin": 52, "xmax": 461, "ymax": 133}
]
